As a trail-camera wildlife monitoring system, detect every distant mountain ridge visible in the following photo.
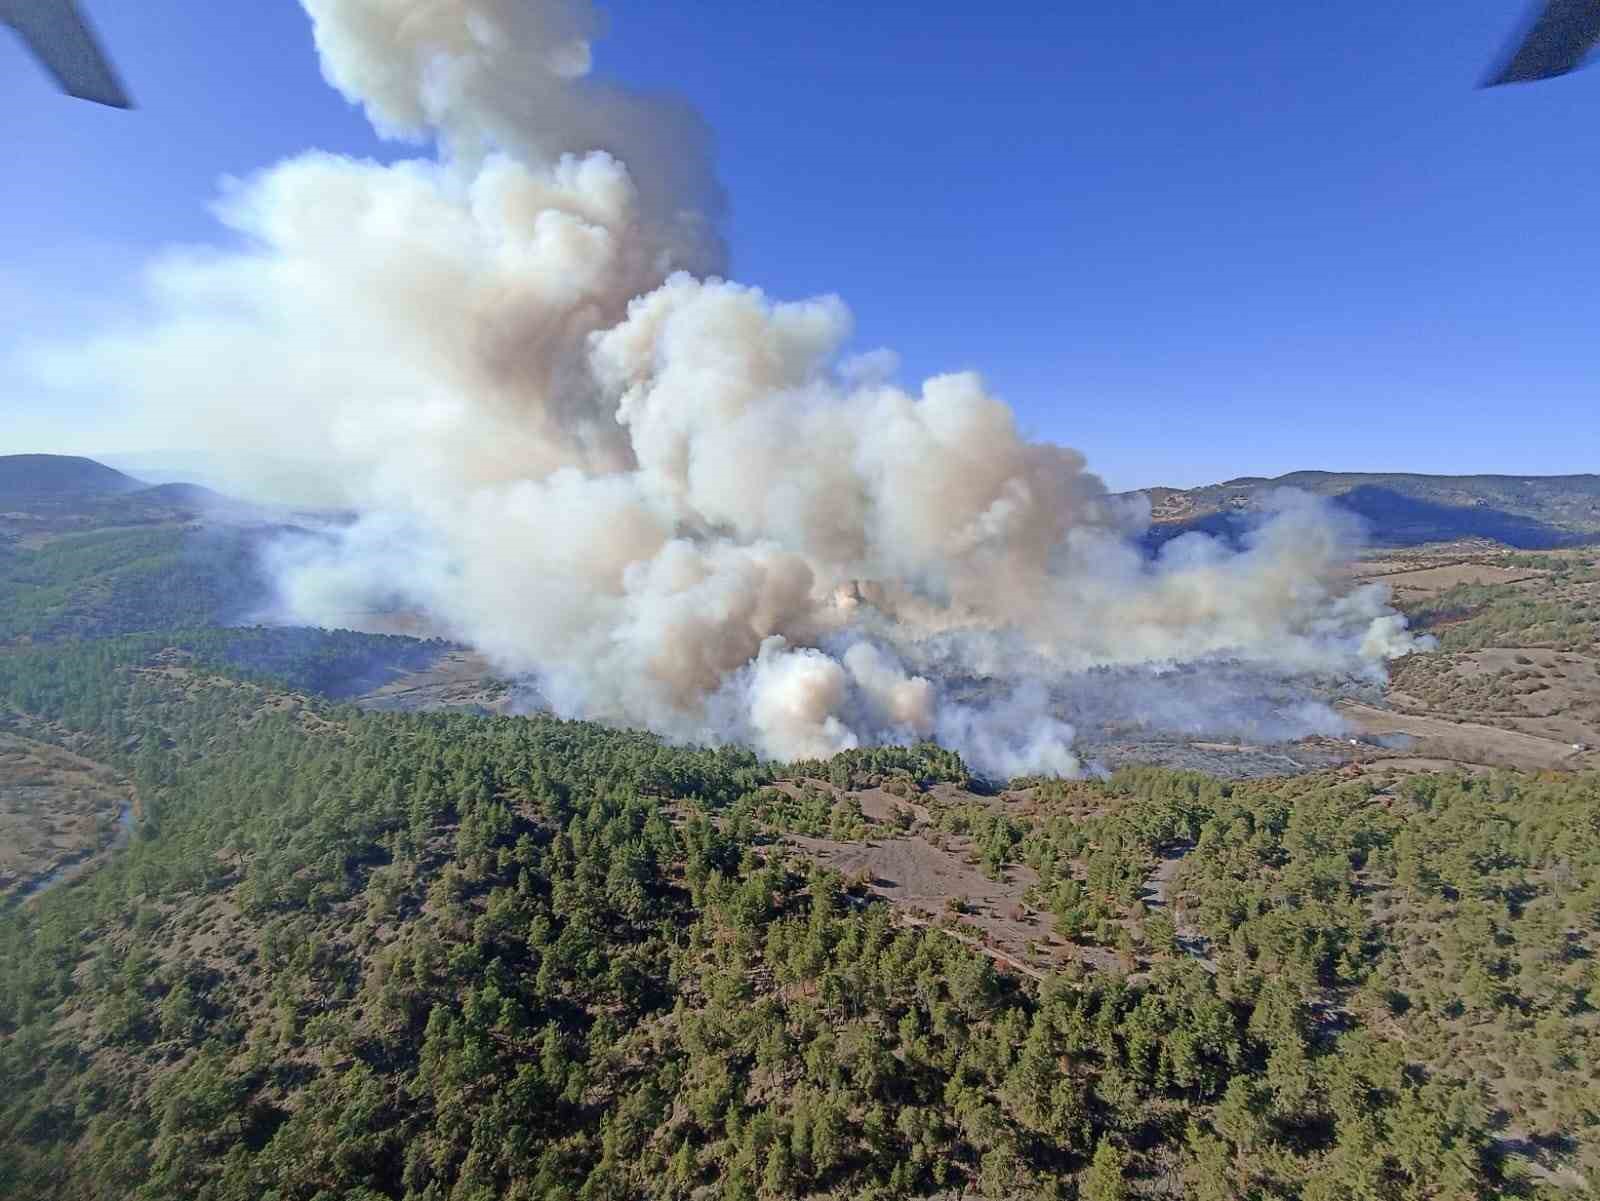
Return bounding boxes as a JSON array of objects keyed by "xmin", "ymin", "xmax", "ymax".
[
  {"xmin": 1128, "ymin": 470, "xmax": 1600, "ymax": 548},
  {"xmin": 7, "ymin": 454, "xmax": 1599, "ymax": 550},
  {"xmin": 0, "ymin": 454, "xmax": 241, "ymax": 517},
  {"xmin": 0, "ymin": 454, "xmax": 141, "ymax": 504}
]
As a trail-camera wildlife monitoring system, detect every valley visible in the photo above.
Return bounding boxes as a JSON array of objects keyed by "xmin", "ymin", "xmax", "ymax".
[
  {"xmin": 0, "ymin": 733, "xmax": 135, "ymax": 904},
  {"xmin": 0, "ymin": 455, "xmax": 1596, "ymax": 1198}
]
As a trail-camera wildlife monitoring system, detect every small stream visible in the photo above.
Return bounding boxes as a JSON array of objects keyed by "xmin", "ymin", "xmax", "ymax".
[{"xmin": 15, "ymin": 801, "xmax": 136, "ymax": 903}]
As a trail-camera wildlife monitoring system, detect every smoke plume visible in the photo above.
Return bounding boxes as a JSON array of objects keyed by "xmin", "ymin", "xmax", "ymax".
[{"xmin": 51, "ymin": 0, "xmax": 1432, "ymax": 777}]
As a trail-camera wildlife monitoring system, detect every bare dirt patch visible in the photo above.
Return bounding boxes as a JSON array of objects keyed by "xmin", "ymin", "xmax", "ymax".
[
  {"xmin": 850, "ymin": 785, "xmax": 931, "ymax": 825},
  {"xmin": 782, "ymin": 829, "xmax": 1107, "ymax": 976}
]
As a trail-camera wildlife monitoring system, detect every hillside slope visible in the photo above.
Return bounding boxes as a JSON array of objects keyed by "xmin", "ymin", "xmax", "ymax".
[{"xmin": 1, "ymin": 639, "xmax": 1594, "ymax": 1198}]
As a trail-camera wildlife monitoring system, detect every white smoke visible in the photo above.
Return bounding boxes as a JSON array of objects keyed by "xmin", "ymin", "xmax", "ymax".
[{"xmin": 38, "ymin": 0, "xmax": 1434, "ymax": 778}]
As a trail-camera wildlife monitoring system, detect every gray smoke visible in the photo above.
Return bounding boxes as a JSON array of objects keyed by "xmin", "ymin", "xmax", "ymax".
[{"xmin": 42, "ymin": 0, "xmax": 1432, "ymax": 778}]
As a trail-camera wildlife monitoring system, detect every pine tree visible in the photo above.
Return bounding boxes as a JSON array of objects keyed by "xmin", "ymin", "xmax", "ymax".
[{"xmin": 1081, "ymin": 1136, "xmax": 1129, "ymax": 1201}]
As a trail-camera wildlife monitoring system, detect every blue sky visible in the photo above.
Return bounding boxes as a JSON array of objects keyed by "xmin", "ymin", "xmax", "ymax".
[{"xmin": 2, "ymin": 0, "xmax": 1596, "ymax": 490}]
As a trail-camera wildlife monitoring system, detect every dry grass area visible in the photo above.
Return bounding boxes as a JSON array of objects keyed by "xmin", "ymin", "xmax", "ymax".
[
  {"xmin": 1390, "ymin": 647, "xmax": 1600, "ymax": 748},
  {"xmin": 1357, "ymin": 538, "xmax": 1538, "ymax": 569},
  {"xmin": 1353, "ymin": 540, "xmax": 1561, "ymax": 590},
  {"xmin": 0, "ymin": 732, "xmax": 131, "ymax": 902},
  {"xmin": 1363, "ymin": 561, "xmax": 1543, "ymax": 598},
  {"xmin": 1327, "ymin": 542, "xmax": 1600, "ymax": 773},
  {"xmin": 1337, "ymin": 700, "xmax": 1595, "ymax": 772},
  {"xmin": 353, "ymin": 650, "xmax": 515, "ymax": 714}
]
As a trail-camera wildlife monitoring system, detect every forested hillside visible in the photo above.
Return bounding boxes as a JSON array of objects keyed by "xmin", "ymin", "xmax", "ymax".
[
  {"xmin": 0, "ymin": 527, "xmax": 267, "ymax": 642},
  {"xmin": 0, "ymin": 638, "xmax": 1595, "ymax": 1199},
  {"xmin": 0, "ymin": 454, "xmax": 275, "ymax": 641},
  {"xmin": 1, "ymin": 459, "xmax": 1598, "ymax": 1196}
]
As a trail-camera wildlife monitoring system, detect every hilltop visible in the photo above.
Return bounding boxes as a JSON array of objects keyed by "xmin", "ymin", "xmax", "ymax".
[
  {"xmin": 0, "ymin": 454, "xmax": 141, "ymax": 505},
  {"xmin": 1130, "ymin": 470, "xmax": 1600, "ymax": 548},
  {"xmin": 0, "ymin": 454, "xmax": 235, "ymax": 540}
]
